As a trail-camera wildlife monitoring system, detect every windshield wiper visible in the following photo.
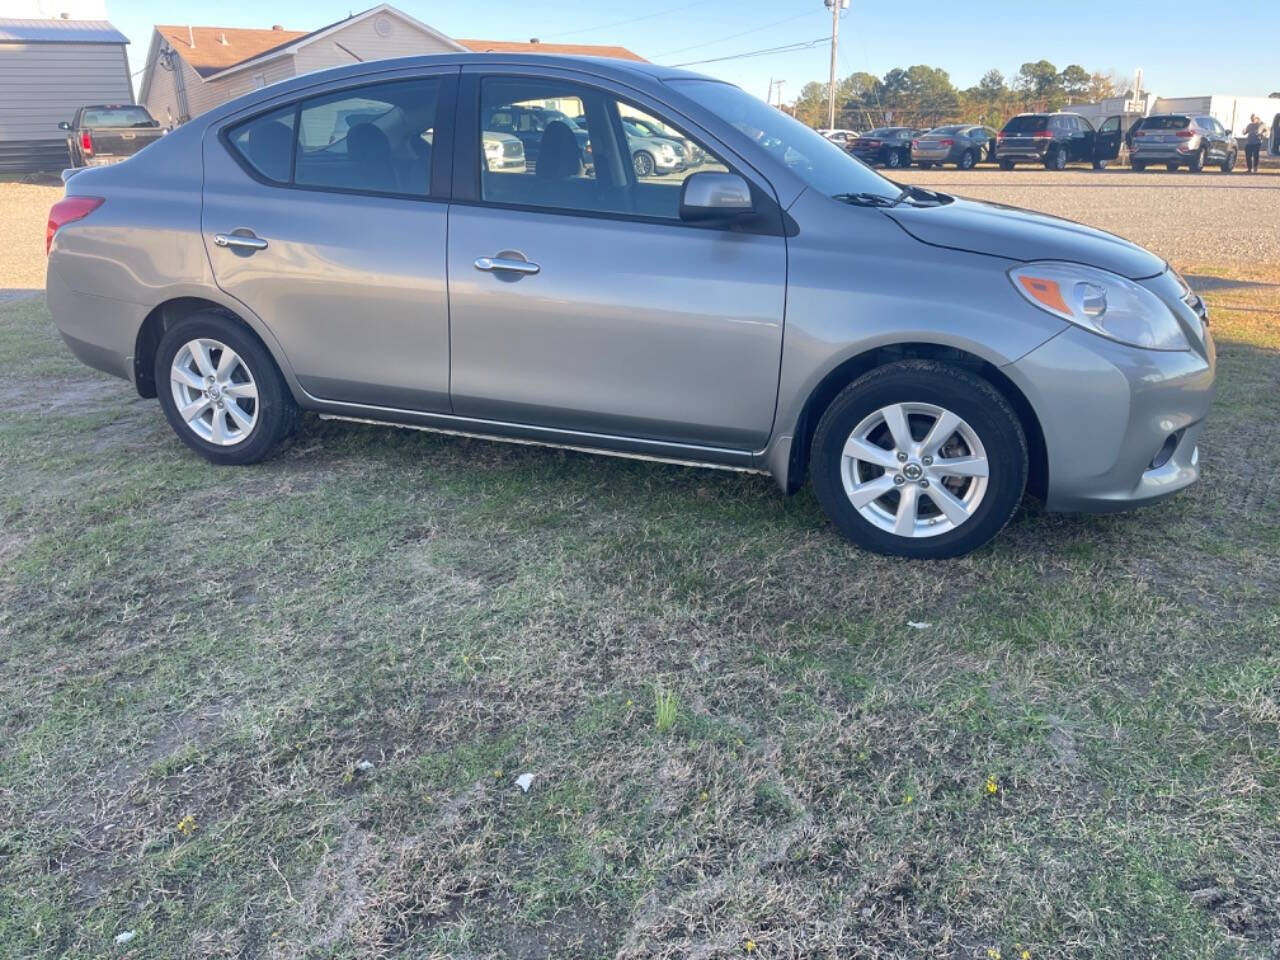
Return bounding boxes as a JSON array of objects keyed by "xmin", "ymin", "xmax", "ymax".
[
  {"xmin": 890, "ymin": 184, "xmax": 950, "ymax": 207},
  {"xmin": 832, "ymin": 192, "xmax": 897, "ymax": 207}
]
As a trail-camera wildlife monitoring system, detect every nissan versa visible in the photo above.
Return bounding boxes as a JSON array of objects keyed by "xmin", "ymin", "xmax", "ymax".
[{"xmin": 45, "ymin": 55, "xmax": 1215, "ymax": 558}]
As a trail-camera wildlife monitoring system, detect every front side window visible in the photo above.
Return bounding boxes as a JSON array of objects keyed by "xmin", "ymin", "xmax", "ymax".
[
  {"xmin": 227, "ymin": 76, "xmax": 440, "ymax": 197},
  {"xmin": 669, "ymin": 79, "xmax": 900, "ymax": 201},
  {"xmin": 477, "ymin": 76, "xmax": 730, "ymax": 220}
]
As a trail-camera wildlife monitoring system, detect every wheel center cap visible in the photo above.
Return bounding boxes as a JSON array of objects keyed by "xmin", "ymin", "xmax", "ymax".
[
  {"xmin": 208, "ymin": 384, "xmax": 221, "ymax": 399},
  {"xmin": 902, "ymin": 462, "xmax": 924, "ymax": 481}
]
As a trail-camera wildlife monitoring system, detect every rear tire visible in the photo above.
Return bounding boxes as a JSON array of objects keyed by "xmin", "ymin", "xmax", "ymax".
[
  {"xmin": 633, "ymin": 151, "xmax": 655, "ymax": 178},
  {"xmin": 809, "ymin": 360, "xmax": 1028, "ymax": 559},
  {"xmin": 918, "ymin": 161, "xmax": 933, "ymax": 169},
  {"xmin": 958, "ymin": 149, "xmax": 976, "ymax": 170},
  {"xmin": 1189, "ymin": 146, "xmax": 1207, "ymax": 173},
  {"xmin": 1131, "ymin": 160, "xmax": 1146, "ymax": 171},
  {"xmin": 1044, "ymin": 147, "xmax": 1066, "ymax": 171},
  {"xmin": 999, "ymin": 159, "xmax": 1015, "ymax": 171},
  {"xmin": 885, "ymin": 150, "xmax": 902, "ymax": 169},
  {"xmin": 1092, "ymin": 159, "xmax": 1108, "ymax": 170},
  {"xmin": 1166, "ymin": 161, "xmax": 1180, "ymax": 172},
  {"xmin": 155, "ymin": 311, "xmax": 299, "ymax": 466}
]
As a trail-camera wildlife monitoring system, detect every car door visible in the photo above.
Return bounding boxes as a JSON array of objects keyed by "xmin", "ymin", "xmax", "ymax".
[
  {"xmin": 201, "ymin": 68, "xmax": 457, "ymax": 412},
  {"xmin": 446, "ymin": 67, "xmax": 786, "ymax": 450},
  {"xmin": 1092, "ymin": 115, "xmax": 1123, "ymax": 164}
]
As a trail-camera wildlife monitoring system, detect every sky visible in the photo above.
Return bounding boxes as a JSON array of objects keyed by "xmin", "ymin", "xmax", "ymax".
[{"xmin": 10, "ymin": 0, "xmax": 1278, "ymax": 103}]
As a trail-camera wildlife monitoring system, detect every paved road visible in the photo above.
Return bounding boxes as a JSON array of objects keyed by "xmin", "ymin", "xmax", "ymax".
[{"xmin": 894, "ymin": 167, "xmax": 1280, "ymax": 269}]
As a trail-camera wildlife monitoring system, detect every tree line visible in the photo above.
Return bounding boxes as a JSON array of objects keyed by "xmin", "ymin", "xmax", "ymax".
[{"xmin": 791, "ymin": 60, "xmax": 1126, "ymax": 130}]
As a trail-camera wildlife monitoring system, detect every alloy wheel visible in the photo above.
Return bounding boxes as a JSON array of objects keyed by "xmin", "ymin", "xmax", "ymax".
[
  {"xmin": 839, "ymin": 402, "xmax": 989, "ymax": 538},
  {"xmin": 169, "ymin": 338, "xmax": 259, "ymax": 446}
]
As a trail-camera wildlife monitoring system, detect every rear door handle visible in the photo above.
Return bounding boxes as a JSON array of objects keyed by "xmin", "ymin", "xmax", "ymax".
[
  {"xmin": 214, "ymin": 232, "xmax": 268, "ymax": 251},
  {"xmin": 474, "ymin": 256, "xmax": 539, "ymax": 275}
]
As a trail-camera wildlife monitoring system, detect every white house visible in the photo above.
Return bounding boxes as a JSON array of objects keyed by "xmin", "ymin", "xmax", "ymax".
[{"xmin": 139, "ymin": 4, "xmax": 643, "ymax": 129}]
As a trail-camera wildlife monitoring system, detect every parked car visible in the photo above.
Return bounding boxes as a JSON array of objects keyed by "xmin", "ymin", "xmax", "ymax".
[
  {"xmin": 995, "ymin": 113, "xmax": 1122, "ymax": 170},
  {"xmin": 847, "ymin": 127, "xmax": 924, "ymax": 169},
  {"xmin": 627, "ymin": 115, "xmax": 705, "ymax": 166},
  {"xmin": 45, "ymin": 55, "xmax": 1214, "ymax": 558},
  {"xmin": 819, "ymin": 128, "xmax": 859, "ymax": 147},
  {"xmin": 484, "ymin": 103, "xmax": 589, "ymax": 169},
  {"xmin": 482, "ymin": 130, "xmax": 526, "ymax": 173},
  {"xmin": 59, "ymin": 104, "xmax": 164, "ymax": 168},
  {"xmin": 912, "ymin": 125, "xmax": 997, "ymax": 169},
  {"xmin": 1130, "ymin": 114, "xmax": 1237, "ymax": 173},
  {"xmin": 621, "ymin": 118, "xmax": 685, "ymax": 176}
]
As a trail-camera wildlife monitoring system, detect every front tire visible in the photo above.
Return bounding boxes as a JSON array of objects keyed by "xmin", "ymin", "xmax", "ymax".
[
  {"xmin": 957, "ymin": 149, "xmax": 976, "ymax": 170},
  {"xmin": 809, "ymin": 361, "xmax": 1028, "ymax": 559},
  {"xmin": 999, "ymin": 159, "xmax": 1015, "ymax": 171},
  {"xmin": 1166, "ymin": 161, "xmax": 1180, "ymax": 172},
  {"xmin": 885, "ymin": 150, "xmax": 902, "ymax": 169},
  {"xmin": 1131, "ymin": 160, "xmax": 1146, "ymax": 171},
  {"xmin": 1189, "ymin": 146, "xmax": 1207, "ymax": 173},
  {"xmin": 633, "ymin": 151, "xmax": 655, "ymax": 178},
  {"xmin": 1221, "ymin": 149, "xmax": 1236, "ymax": 173},
  {"xmin": 918, "ymin": 161, "xmax": 933, "ymax": 169},
  {"xmin": 155, "ymin": 311, "xmax": 298, "ymax": 465},
  {"xmin": 1092, "ymin": 159, "xmax": 1108, "ymax": 170}
]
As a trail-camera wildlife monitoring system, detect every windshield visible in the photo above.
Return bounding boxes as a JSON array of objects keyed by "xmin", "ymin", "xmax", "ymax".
[
  {"xmin": 668, "ymin": 79, "xmax": 898, "ymax": 200},
  {"xmin": 80, "ymin": 106, "xmax": 157, "ymax": 128}
]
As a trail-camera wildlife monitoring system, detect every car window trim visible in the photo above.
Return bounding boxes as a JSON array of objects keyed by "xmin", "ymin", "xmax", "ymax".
[
  {"xmin": 451, "ymin": 65, "xmax": 785, "ymax": 237},
  {"xmin": 217, "ymin": 68, "xmax": 459, "ymax": 203}
]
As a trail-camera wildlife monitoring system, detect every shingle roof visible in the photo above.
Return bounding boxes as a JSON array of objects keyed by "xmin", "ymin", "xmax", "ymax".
[
  {"xmin": 455, "ymin": 39, "xmax": 645, "ymax": 62},
  {"xmin": 154, "ymin": 24, "xmax": 308, "ymax": 77},
  {"xmin": 0, "ymin": 18, "xmax": 128, "ymax": 44}
]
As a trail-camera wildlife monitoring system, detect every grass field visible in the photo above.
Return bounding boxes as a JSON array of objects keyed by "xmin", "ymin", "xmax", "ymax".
[{"xmin": 1, "ymin": 262, "xmax": 1278, "ymax": 958}]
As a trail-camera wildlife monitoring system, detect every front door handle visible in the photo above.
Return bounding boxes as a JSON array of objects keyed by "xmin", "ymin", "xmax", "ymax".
[
  {"xmin": 474, "ymin": 256, "xmax": 540, "ymax": 275},
  {"xmin": 213, "ymin": 232, "xmax": 269, "ymax": 252}
]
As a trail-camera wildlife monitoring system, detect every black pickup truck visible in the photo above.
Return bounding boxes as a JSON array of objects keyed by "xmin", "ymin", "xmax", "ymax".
[{"xmin": 59, "ymin": 104, "xmax": 165, "ymax": 169}]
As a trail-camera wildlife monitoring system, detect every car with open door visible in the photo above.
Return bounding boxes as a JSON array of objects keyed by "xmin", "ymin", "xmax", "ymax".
[
  {"xmin": 45, "ymin": 54, "xmax": 1214, "ymax": 558},
  {"xmin": 995, "ymin": 112, "xmax": 1122, "ymax": 170}
]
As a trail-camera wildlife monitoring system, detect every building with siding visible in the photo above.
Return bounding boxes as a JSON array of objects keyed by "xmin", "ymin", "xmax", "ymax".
[
  {"xmin": 139, "ymin": 4, "xmax": 643, "ymax": 128},
  {"xmin": 0, "ymin": 18, "xmax": 132, "ymax": 173}
]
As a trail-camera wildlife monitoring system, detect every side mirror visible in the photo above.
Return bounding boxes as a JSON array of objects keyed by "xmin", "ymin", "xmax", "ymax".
[
  {"xmin": 678, "ymin": 171, "xmax": 753, "ymax": 222},
  {"xmin": 58, "ymin": 121, "xmax": 71, "ymax": 131}
]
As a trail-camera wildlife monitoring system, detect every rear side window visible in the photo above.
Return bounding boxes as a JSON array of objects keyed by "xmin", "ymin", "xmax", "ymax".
[
  {"xmin": 1141, "ymin": 115, "xmax": 1190, "ymax": 130},
  {"xmin": 1002, "ymin": 116, "xmax": 1048, "ymax": 133},
  {"xmin": 226, "ymin": 76, "xmax": 440, "ymax": 197},
  {"xmin": 228, "ymin": 105, "xmax": 294, "ymax": 183}
]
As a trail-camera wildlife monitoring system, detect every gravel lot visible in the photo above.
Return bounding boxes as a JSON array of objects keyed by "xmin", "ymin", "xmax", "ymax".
[
  {"xmin": 898, "ymin": 167, "xmax": 1280, "ymax": 269},
  {"xmin": 3, "ymin": 168, "xmax": 1279, "ymax": 292}
]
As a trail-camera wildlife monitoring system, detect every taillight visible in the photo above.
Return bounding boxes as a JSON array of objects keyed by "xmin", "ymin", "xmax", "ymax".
[
  {"xmin": 1032, "ymin": 130, "xmax": 1052, "ymax": 138},
  {"xmin": 1175, "ymin": 130, "xmax": 1194, "ymax": 138},
  {"xmin": 80, "ymin": 130, "xmax": 93, "ymax": 155},
  {"xmin": 996, "ymin": 133, "xmax": 1006, "ymax": 141},
  {"xmin": 866, "ymin": 139, "xmax": 881, "ymax": 147},
  {"xmin": 911, "ymin": 140, "xmax": 920, "ymax": 148},
  {"xmin": 939, "ymin": 138, "xmax": 954, "ymax": 147},
  {"xmin": 46, "ymin": 196, "xmax": 104, "ymax": 254},
  {"xmin": 1133, "ymin": 130, "xmax": 1145, "ymax": 138}
]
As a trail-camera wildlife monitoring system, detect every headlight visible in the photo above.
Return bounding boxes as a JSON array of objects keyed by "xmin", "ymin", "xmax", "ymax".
[{"xmin": 1008, "ymin": 261, "xmax": 1190, "ymax": 351}]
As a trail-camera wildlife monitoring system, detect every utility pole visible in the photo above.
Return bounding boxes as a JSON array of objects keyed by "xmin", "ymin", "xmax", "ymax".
[
  {"xmin": 774, "ymin": 80, "xmax": 786, "ymax": 108},
  {"xmin": 824, "ymin": 0, "xmax": 847, "ymax": 128}
]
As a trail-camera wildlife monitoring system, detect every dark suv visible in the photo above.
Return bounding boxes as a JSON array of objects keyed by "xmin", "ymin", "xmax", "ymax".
[
  {"xmin": 1130, "ymin": 114, "xmax": 1237, "ymax": 173},
  {"xmin": 847, "ymin": 127, "xmax": 924, "ymax": 169},
  {"xmin": 995, "ymin": 113, "xmax": 1122, "ymax": 171}
]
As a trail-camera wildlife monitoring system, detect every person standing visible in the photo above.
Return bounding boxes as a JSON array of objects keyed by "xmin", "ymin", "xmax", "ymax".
[{"xmin": 1242, "ymin": 114, "xmax": 1269, "ymax": 173}]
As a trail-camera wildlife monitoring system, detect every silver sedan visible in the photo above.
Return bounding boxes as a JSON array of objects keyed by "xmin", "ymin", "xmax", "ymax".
[{"xmin": 45, "ymin": 54, "xmax": 1214, "ymax": 558}]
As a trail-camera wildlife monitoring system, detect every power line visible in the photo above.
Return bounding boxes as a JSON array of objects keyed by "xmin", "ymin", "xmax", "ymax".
[
  {"xmin": 651, "ymin": 11, "xmax": 818, "ymax": 59},
  {"xmin": 540, "ymin": 0, "xmax": 717, "ymax": 40},
  {"xmin": 669, "ymin": 36, "xmax": 831, "ymax": 69}
]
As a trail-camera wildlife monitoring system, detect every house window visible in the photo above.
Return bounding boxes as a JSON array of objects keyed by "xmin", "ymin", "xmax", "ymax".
[{"xmin": 252, "ymin": 74, "xmax": 266, "ymax": 90}]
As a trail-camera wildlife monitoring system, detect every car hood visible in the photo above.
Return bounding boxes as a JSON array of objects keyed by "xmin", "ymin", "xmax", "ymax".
[{"xmin": 884, "ymin": 196, "xmax": 1166, "ymax": 280}]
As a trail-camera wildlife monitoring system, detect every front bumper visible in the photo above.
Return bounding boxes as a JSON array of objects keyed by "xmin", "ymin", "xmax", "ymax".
[
  {"xmin": 1008, "ymin": 293, "xmax": 1208, "ymax": 514},
  {"xmin": 1006, "ymin": 320, "xmax": 1215, "ymax": 512}
]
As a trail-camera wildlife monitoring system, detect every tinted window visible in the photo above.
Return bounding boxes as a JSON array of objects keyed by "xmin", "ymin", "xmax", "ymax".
[
  {"xmin": 227, "ymin": 77, "xmax": 439, "ymax": 196},
  {"xmin": 1141, "ymin": 115, "xmax": 1190, "ymax": 130},
  {"xmin": 228, "ymin": 105, "xmax": 295, "ymax": 183},
  {"xmin": 80, "ymin": 105, "xmax": 158, "ymax": 128},
  {"xmin": 294, "ymin": 78, "xmax": 438, "ymax": 196},
  {"xmin": 477, "ymin": 76, "xmax": 731, "ymax": 220},
  {"xmin": 1002, "ymin": 116, "xmax": 1049, "ymax": 133}
]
